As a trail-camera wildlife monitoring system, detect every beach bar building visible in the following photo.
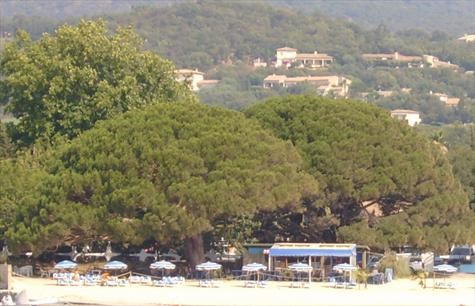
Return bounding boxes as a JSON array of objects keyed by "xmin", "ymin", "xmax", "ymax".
[{"xmin": 268, "ymin": 243, "xmax": 357, "ymax": 281}]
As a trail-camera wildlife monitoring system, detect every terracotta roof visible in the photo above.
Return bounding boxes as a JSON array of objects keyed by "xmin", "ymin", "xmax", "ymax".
[
  {"xmin": 175, "ymin": 69, "xmax": 205, "ymax": 75},
  {"xmin": 362, "ymin": 53, "xmax": 422, "ymax": 62},
  {"xmin": 446, "ymin": 98, "xmax": 460, "ymax": 106},
  {"xmin": 276, "ymin": 46, "xmax": 298, "ymax": 52},
  {"xmin": 197, "ymin": 80, "xmax": 219, "ymax": 85},
  {"xmin": 390, "ymin": 109, "xmax": 420, "ymax": 115},
  {"xmin": 295, "ymin": 53, "xmax": 333, "ymax": 60},
  {"xmin": 263, "ymin": 74, "xmax": 287, "ymax": 82}
]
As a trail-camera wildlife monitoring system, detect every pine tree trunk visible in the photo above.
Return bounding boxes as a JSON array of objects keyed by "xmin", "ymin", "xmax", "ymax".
[{"xmin": 184, "ymin": 234, "xmax": 205, "ymax": 269}]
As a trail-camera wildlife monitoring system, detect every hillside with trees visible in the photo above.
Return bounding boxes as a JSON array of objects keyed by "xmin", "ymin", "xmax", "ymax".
[
  {"xmin": 0, "ymin": 4, "xmax": 474, "ymax": 260},
  {"xmin": 275, "ymin": 0, "xmax": 475, "ymax": 36},
  {"xmin": 102, "ymin": 2, "xmax": 475, "ymax": 122},
  {"xmin": 246, "ymin": 96, "xmax": 475, "ymax": 252}
]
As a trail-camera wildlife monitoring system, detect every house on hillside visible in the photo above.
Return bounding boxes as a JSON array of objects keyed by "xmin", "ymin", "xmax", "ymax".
[
  {"xmin": 362, "ymin": 52, "xmax": 423, "ymax": 67},
  {"xmin": 253, "ymin": 57, "xmax": 268, "ymax": 68},
  {"xmin": 457, "ymin": 34, "xmax": 475, "ymax": 42},
  {"xmin": 275, "ymin": 47, "xmax": 333, "ymax": 69},
  {"xmin": 262, "ymin": 74, "xmax": 351, "ymax": 97},
  {"xmin": 423, "ymin": 55, "xmax": 458, "ymax": 70},
  {"xmin": 390, "ymin": 109, "xmax": 421, "ymax": 126},
  {"xmin": 432, "ymin": 92, "xmax": 460, "ymax": 107},
  {"xmin": 175, "ymin": 69, "xmax": 219, "ymax": 92}
]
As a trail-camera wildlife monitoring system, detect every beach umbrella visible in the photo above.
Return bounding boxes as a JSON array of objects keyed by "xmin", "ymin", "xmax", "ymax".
[
  {"xmin": 333, "ymin": 263, "xmax": 357, "ymax": 284},
  {"xmin": 196, "ymin": 261, "xmax": 222, "ymax": 271},
  {"xmin": 150, "ymin": 260, "xmax": 176, "ymax": 277},
  {"xmin": 196, "ymin": 261, "xmax": 222, "ymax": 280},
  {"xmin": 289, "ymin": 262, "xmax": 312, "ymax": 272},
  {"xmin": 54, "ymin": 260, "xmax": 77, "ymax": 270},
  {"xmin": 242, "ymin": 262, "xmax": 267, "ymax": 272},
  {"xmin": 104, "ymin": 260, "xmax": 128, "ymax": 270},
  {"xmin": 433, "ymin": 264, "xmax": 457, "ymax": 273},
  {"xmin": 433, "ymin": 264, "xmax": 457, "ymax": 284},
  {"xmin": 242, "ymin": 263, "xmax": 267, "ymax": 281},
  {"xmin": 289, "ymin": 263, "xmax": 312, "ymax": 284}
]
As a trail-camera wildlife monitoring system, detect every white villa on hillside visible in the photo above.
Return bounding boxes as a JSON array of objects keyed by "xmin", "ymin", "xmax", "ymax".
[
  {"xmin": 362, "ymin": 52, "xmax": 458, "ymax": 69},
  {"xmin": 175, "ymin": 69, "xmax": 219, "ymax": 91},
  {"xmin": 432, "ymin": 92, "xmax": 460, "ymax": 107},
  {"xmin": 275, "ymin": 47, "xmax": 333, "ymax": 69},
  {"xmin": 263, "ymin": 74, "xmax": 351, "ymax": 97},
  {"xmin": 457, "ymin": 34, "xmax": 475, "ymax": 42},
  {"xmin": 390, "ymin": 109, "xmax": 421, "ymax": 126},
  {"xmin": 423, "ymin": 55, "xmax": 458, "ymax": 70}
]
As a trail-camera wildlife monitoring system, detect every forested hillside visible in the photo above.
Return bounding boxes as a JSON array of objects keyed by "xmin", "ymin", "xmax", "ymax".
[
  {"xmin": 275, "ymin": 0, "xmax": 475, "ymax": 36},
  {"xmin": 106, "ymin": 2, "xmax": 474, "ymax": 71},
  {"xmin": 2, "ymin": 0, "xmax": 473, "ymax": 36}
]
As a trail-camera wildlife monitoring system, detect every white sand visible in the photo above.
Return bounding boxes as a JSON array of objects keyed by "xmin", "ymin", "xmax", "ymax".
[{"xmin": 11, "ymin": 274, "xmax": 475, "ymax": 306}]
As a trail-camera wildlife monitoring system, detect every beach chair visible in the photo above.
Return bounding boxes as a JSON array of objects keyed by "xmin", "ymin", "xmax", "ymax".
[
  {"xmin": 105, "ymin": 278, "xmax": 119, "ymax": 286},
  {"xmin": 84, "ymin": 278, "xmax": 98, "ymax": 286},
  {"xmin": 140, "ymin": 275, "xmax": 152, "ymax": 285},
  {"xmin": 153, "ymin": 279, "xmax": 166, "ymax": 287},
  {"xmin": 118, "ymin": 279, "xmax": 129, "ymax": 287},
  {"xmin": 57, "ymin": 278, "xmax": 71, "ymax": 286},
  {"xmin": 434, "ymin": 281, "xmax": 455, "ymax": 289},
  {"xmin": 128, "ymin": 275, "xmax": 141, "ymax": 284},
  {"xmin": 245, "ymin": 280, "xmax": 257, "ymax": 288}
]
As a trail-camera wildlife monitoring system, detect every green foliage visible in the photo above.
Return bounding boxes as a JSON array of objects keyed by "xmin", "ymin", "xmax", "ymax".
[
  {"xmin": 0, "ymin": 20, "xmax": 191, "ymax": 147},
  {"xmin": 355, "ymin": 268, "xmax": 369, "ymax": 288},
  {"xmin": 246, "ymin": 95, "xmax": 475, "ymax": 251},
  {"xmin": 379, "ymin": 252, "xmax": 412, "ymax": 279},
  {"xmin": 2, "ymin": 102, "xmax": 317, "ymax": 253},
  {"xmin": 0, "ymin": 122, "xmax": 12, "ymax": 159},
  {"xmin": 418, "ymin": 124, "xmax": 475, "ymax": 209}
]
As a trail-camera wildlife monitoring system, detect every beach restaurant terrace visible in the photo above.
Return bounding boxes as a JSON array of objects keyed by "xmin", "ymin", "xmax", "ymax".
[{"xmin": 268, "ymin": 243, "xmax": 357, "ymax": 280}]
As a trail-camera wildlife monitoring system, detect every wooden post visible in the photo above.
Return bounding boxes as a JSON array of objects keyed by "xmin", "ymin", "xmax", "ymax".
[
  {"xmin": 0, "ymin": 264, "xmax": 12, "ymax": 290},
  {"xmin": 309, "ymin": 256, "xmax": 312, "ymax": 283},
  {"xmin": 362, "ymin": 251, "xmax": 367, "ymax": 269},
  {"xmin": 320, "ymin": 256, "xmax": 325, "ymax": 281}
]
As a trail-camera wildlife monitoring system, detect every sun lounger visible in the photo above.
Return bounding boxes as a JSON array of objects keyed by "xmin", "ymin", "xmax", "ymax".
[
  {"xmin": 105, "ymin": 279, "xmax": 119, "ymax": 286},
  {"xmin": 153, "ymin": 279, "xmax": 166, "ymax": 287},
  {"xmin": 84, "ymin": 278, "xmax": 98, "ymax": 286},
  {"xmin": 245, "ymin": 280, "xmax": 257, "ymax": 287},
  {"xmin": 118, "ymin": 279, "xmax": 129, "ymax": 286},
  {"xmin": 257, "ymin": 280, "xmax": 267, "ymax": 288},
  {"xmin": 128, "ymin": 276, "xmax": 142, "ymax": 284},
  {"xmin": 434, "ymin": 281, "xmax": 455, "ymax": 289},
  {"xmin": 56, "ymin": 278, "xmax": 72, "ymax": 286}
]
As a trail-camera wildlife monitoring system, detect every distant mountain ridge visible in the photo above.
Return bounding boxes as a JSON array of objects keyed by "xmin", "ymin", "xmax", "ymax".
[
  {"xmin": 272, "ymin": 0, "xmax": 475, "ymax": 36},
  {"xmin": 1, "ymin": 0, "xmax": 473, "ymax": 36}
]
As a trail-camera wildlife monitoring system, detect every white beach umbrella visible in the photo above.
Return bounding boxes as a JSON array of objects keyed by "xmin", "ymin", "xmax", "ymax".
[
  {"xmin": 54, "ymin": 260, "xmax": 77, "ymax": 270},
  {"xmin": 104, "ymin": 260, "xmax": 128, "ymax": 270},
  {"xmin": 433, "ymin": 264, "xmax": 457, "ymax": 273},
  {"xmin": 242, "ymin": 262, "xmax": 267, "ymax": 281},
  {"xmin": 196, "ymin": 261, "xmax": 222, "ymax": 271}
]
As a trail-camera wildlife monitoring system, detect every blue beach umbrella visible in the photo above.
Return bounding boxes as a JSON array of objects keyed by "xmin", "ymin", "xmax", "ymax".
[
  {"xmin": 150, "ymin": 260, "xmax": 176, "ymax": 277},
  {"xmin": 242, "ymin": 262, "xmax": 267, "ymax": 281},
  {"xmin": 104, "ymin": 260, "xmax": 128, "ymax": 270},
  {"xmin": 333, "ymin": 263, "xmax": 357, "ymax": 284},
  {"xmin": 433, "ymin": 264, "xmax": 457, "ymax": 273},
  {"xmin": 196, "ymin": 261, "xmax": 222, "ymax": 271},
  {"xmin": 333, "ymin": 263, "xmax": 357, "ymax": 272},
  {"xmin": 54, "ymin": 260, "xmax": 77, "ymax": 270},
  {"xmin": 196, "ymin": 261, "xmax": 222, "ymax": 280},
  {"xmin": 289, "ymin": 263, "xmax": 312, "ymax": 283}
]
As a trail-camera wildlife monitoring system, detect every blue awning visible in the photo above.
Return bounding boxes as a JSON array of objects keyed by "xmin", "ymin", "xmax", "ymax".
[{"xmin": 269, "ymin": 244, "xmax": 356, "ymax": 257}]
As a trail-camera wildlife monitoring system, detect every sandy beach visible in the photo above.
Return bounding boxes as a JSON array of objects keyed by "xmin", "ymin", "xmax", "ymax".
[{"xmin": 10, "ymin": 274, "xmax": 475, "ymax": 306}]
